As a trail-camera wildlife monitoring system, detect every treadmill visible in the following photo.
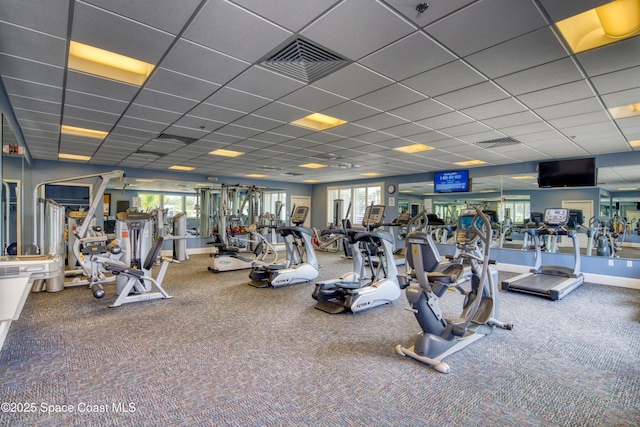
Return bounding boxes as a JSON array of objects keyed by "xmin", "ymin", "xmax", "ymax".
[{"xmin": 501, "ymin": 208, "xmax": 584, "ymax": 300}]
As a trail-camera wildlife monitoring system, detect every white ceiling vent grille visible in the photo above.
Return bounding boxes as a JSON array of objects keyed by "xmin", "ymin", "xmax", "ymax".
[
  {"xmin": 259, "ymin": 38, "xmax": 351, "ymax": 83},
  {"xmin": 473, "ymin": 137, "xmax": 520, "ymax": 148},
  {"xmin": 156, "ymin": 133, "xmax": 198, "ymax": 145}
]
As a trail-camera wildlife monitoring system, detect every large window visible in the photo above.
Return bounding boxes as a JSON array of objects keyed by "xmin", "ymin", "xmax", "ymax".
[
  {"xmin": 138, "ymin": 193, "xmax": 199, "ymax": 219},
  {"xmin": 264, "ymin": 190, "xmax": 286, "ymax": 223},
  {"xmin": 327, "ymin": 184, "xmax": 381, "ymax": 227}
]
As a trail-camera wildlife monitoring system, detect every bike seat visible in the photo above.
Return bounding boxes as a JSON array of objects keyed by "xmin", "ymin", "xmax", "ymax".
[{"xmin": 427, "ymin": 263, "xmax": 464, "ymax": 284}]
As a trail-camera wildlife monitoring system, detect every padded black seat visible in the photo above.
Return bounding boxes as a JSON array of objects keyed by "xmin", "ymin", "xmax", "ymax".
[{"xmin": 106, "ymin": 237, "xmax": 164, "ymax": 278}]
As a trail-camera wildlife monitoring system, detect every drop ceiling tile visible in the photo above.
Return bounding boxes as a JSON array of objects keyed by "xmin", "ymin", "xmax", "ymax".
[
  {"xmin": 204, "ymin": 87, "xmax": 271, "ymax": 113},
  {"xmin": 355, "ymin": 84, "xmax": 427, "ymax": 112},
  {"xmin": 536, "ymin": 0, "xmax": 608, "ymax": 22},
  {"xmin": 313, "ymin": 63, "xmax": 393, "ymax": 99},
  {"xmin": 403, "ymin": 60, "xmax": 486, "ymax": 97},
  {"xmin": 10, "ymin": 96, "xmax": 61, "ymax": 115},
  {"xmin": 232, "ymin": 114, "xmax": 284, "ymax": 131},
  {"xmin": 71, "ymin": 1, "xmax": 175, "ymax": 64},
  {"xmin": 388, "ymin": 99, "xmax": 454, "ymax": 122},
  {"xmin": 461, "ymin": 98, "xmax": 527, "ymax": 121},
  {"xmin": 171, "ymin": 115, "xmax": 225, "ymax": 134},
  {"xmin": 125, "ymin": 104, "xmax": 182, "ymax": 123},
  {"xmin": 133, "ymin": 89, "xmax": 198, "ymax": 114},
  {"xmin": 381, "ymin": 122, "xmax": 430, "ymax": 138},
  {"xmin": 494, "ymin": 58, "xmax": 584, "ymax": 96},
  {"xmin": 184, "ymin": 0, "xmax": 291, "ymax": 63},
  {"xmin": 161, "ymin": 125, "xmax": 212, "ymax": 140},
  {"xmin": 354, "ymin": 113, "xmax": 408, "ymax": 131},
  {"xmin": 435, "ymin": 81, "xmax": 508, "ymax": 110},
  {"xmin": 501, "ymin": 122, "xmax": 555, "ymax": 137},
  {"xmin": 466, "ymin": 28, "xmax": 567, "ymax": 79},
  {"xmin": 548, "ymin": 111, "xmax": 612, "ymax": 129},
  {"xmin": 188, "ymin": 103, "xmax": 245, "ymax": 124},
  {"xmin": 0, "ymin": 54, "xmax": 64, "ymax": 89},
  {"xmin": 15, "ymin": 108, "xmax": 60, "ymax": 125},
  {"xmin": 351, "ymin": 132, "xmax": 395, "ymax": 144},
  {"xmin": 321, "ymin": 100, "xmax": 381, "ymax": 122},
  {"xmin": 145, "ymin": 68, "xmax": 221, "ymax": 102},
  {"xmin": 360, "ymin": 32, "xmax": 456, "ymax": 81},
  {"xmin": 516, "ymin": 80, "xmax": 595, "ymax": 109},
  {"xmin": 590, "ymin": 65, "xmax": 640, "ymax": 95},
  {"xmin": 65, "ymin": 71, "xmax": 139, "ymax": 102},
  {"xmin": 535, "ymin": 98, "xmax": 603, "ymax": 121},
  {"xmin": 232, "ymin": 0, "xmax": 336, "ymax": 32},
  {"xmin": 65, "ymin": 90, "xmax": 129, "ymax": 116},
  {"xmin": 117, "ymin": 117, "xmax": 167, "ymax": 133},
  {"xmin": 577, "ymin": 37, "xmax": 640, "ymax": 77},
  {"xmin": 228, "ymin": 66, "xmax": 305, "ymax": 101},
  {"xmin": 279, "ymin": 86, "xmax": 348, "ymax": 112},
  {"xmin": 439, "ymin": 122, "xmax": 491, "ymax": 138},
  {"xmin": 252, "ymin": 102, "xmax": 310, "ymax": 123},
  {"xmin": 161, "ymin": 38, "xmax": 249, "ymax": 85},
  {"xmin": 301, "ymin": 0, "xmax": 415, "ymax": 60},
  {"xmin": 0, "ymin": 22, "xmax": 67, "ymax": 67},
  {"xmin": 601, "ymin": 88, "xmax": 640, "ymax": 109},
  {"xmin": 83, "ymin": 0, "xmax": 202, "ymax": 35},
  {"xmin": 63, "ymin": 105, "xmax": 120, "ymax": 127},
  {"xmin": 215, "ymin": 124, "xmax": 263, "ymax": 139},
  {"xmin": 3, "ymin": 77, "xmax": 63, "ymax": 104},
  {"xmin": 416, "ymin": 111, "xmax": 474, "ymax": 130},
  {"xmin": 323, "ymin": 123, "xmax": 371, "ymax": 139},
  {"xmin": 425, "ymin": 0, "xmax": 547, "ymax": 57}
]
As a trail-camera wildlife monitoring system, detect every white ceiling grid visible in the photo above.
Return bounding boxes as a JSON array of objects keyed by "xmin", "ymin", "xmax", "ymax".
[{"xmin": 0, "ymin": 0, "xmax": 638, "ymax": 190}]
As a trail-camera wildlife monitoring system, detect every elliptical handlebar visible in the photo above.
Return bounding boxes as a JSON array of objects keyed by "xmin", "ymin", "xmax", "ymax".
[{"xmin": 405, "ymin": 209, "xmax": 429, "ymax": 233}]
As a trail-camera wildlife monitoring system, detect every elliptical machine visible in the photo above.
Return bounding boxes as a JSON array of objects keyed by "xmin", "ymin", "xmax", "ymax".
[
  {"xmin": 395, "ymin": 207, "xmax": 512, "ymax": 373},
  {"xmin": 208, "ymin": 223, "xmax": 279, "ymax": 272},
  {"xmin": 248, "ymin": 206, "xmax": 318, "ymax": 288},
  {"xmin": 312, "ymin": 204, "xmax": 401, "ymax": 314}
]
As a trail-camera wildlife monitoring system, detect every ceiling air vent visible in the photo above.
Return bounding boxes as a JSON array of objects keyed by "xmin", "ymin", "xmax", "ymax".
[
  {"xmin": 131, "ymin": 150, "xmax": 165, "ymax": 160},
  {"xmin": 259, "ymin": 38, "xmax": 351, "ymax": 83},
  {"xmin": 280, "ymin": 172, "xmax": 304, "ymax": 177},
  {"xmin": 473, "ymin": 137, "xmax": 520, "ymax": 148},
  {"xmin": 155, "ymin": 133, "xmax": 198, "ymax": 145}
]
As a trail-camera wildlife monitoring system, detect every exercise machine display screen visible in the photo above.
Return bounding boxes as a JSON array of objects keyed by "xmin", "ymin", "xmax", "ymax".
[
  {"xmin": 363, "ymin": 205, "xmax": 386, "ymax": 228},
  {"xmin": 544, "ymin": 208, "xmax": 569, "ymax": 226},
  {"xmin": 291, "ymin": 206, "xmax": 309, "ymax": 225},
  {"xmin": 456, "ymin": 209, "xmax": 484, "ymax": 244}
]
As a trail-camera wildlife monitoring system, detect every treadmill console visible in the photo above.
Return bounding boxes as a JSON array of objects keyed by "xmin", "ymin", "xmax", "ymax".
[
  {"xmin": 291, "ymin": 206, "xmax": 309, "ymax": 226},
  {"xmin": 543, "ymin": 208, "xmax": 569, "ymax": 227}
]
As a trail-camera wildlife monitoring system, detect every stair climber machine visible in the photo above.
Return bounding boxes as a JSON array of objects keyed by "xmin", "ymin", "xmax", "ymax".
[
  {"xmin": 395, "ymin": 207, "xmax": 513, "ymax": 373},
  {"xmin": 208, "ymin": 223, "xmax": 279, "ymax": 272},
  {"xmin": 248, "ymin": 206, "xmax": 318, "ymax": 288},
  {"xmin": 312, "ymin": 204, "xmax": 401, "ymax": 314},
  {"xmin": 501, "ymin": 207, "xmax": 584, "ymax": 300}
]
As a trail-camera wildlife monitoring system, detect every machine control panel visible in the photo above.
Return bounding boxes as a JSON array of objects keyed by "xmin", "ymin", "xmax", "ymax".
[
  {"xmin": 456, "ymin": 209, "xmax": 484, "ymax": 244},
  {"xmin": 544, "ymin": 208, "xmax": 569, "ymax": 226},
  {"xmin": 363, "ymin": 205, "xmax": 386, "ymax": 229},
  {"xmin": 291, "ymin": 206, "xmax": 309, "ymax": 225}
]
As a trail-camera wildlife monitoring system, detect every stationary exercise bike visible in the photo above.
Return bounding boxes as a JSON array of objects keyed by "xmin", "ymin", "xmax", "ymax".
[
  {"xmin": 208, "ymin": 223, "xmax": 278, "ymax": 272},
  {"xmin": 395, "ymin": 207, "xmax": 512, "ymax": 373},
  {"xmin": 312, "ymin": 204, "xmax": 401, "ymax": 314},
  {"xmin": 248, "ymin": 206, "xmax": 318, "ymax": 288}
]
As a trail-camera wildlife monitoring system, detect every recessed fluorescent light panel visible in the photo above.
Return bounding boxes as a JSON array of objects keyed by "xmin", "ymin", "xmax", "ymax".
[
  {"xmin": 608, "ymin": 103, "xmax": 640, "ymax": 119},
  {"xmin": 61, "ymin": 125, "xmax": 108, "ymax": 139},
  {"xmin": 169, "ymin": 165, "xmax": 195, "ymax": 171},
  {"xmin": 59, "ymin": 153, "xmax": 91, "ymax": 161},
  {"xmin": 393, "ymin": 143, "xmax": 435, "ymax": 154},
  {"xmin": 303, "ymin": 179, "xmax": 321, "ymax": 183},
  {"xmin": 291, "ymin": 113, "xmax": 347, "ymax": 131},
  {"xmin": 68, "ymin": 41, "xmax": 155, "ymax": 85},
  {"xmin": 246, "ymin": 174, "xmax": 267, "ymax": 178},
  {"xmin": 299, "ymin": 163, "xmax": 328, "ymax": 169},
  {"xmin": 511, "ymin": 175, "xmax": 536, "ymax": 180},
  {"xmin": 630, "ymin": 139, "xmax": 640, "ymax": 147},
  {"xmin": 361, "ymin": 172, "xmax": 381, "ymax": 177},
  {"xmin": 556, "ymin": 0, "xmax": 640, "ymax": 54},
  {"xmin": 209, "ymin": 149, "xmax": 244, "ymax": 157},
  {"xmin": 455, "ymin": 160, "xmax": 487, "ymax": 166}
]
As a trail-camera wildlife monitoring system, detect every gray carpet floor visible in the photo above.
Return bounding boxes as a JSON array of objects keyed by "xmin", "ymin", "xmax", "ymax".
[{"xmin": 1, "ymin": 251, "xmax": 639, "ymax": 427}]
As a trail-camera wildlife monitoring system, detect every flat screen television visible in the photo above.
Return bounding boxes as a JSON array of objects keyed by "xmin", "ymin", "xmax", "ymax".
[
  {"xmin": 537, "ymin": 157, "xmax": 596, "ymax": 188},
  {"xmin": 434, "ymin": 170, "xmax": 470, "ymax": 193}
]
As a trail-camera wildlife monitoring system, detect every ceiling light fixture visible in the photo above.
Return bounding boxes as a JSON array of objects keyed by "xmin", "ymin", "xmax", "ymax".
[
  {"xmin": 393, "ymin": 143, "xmax": 435, "ymax": 154},
  {"xmin": 511, "ymin": 175, "xmax": 536, "ymax": 180},
  {"xmin": 361, "ymin": 172, "xmax": 381, "ymax": 177},
  {"xmin": 209, "ymin": 148, "xmax": 245, "ymax": 157},
  {"xmin": 455, "ymin": 160, "xmax": 487, "ymax": 166},
  {"xmin": 58, "ymin": 153, "xmax": 91, "ymax": 161},
  {"xmin": 630, "ymin": 139, "xmax": 640, "ymax": 147},
  {"xmin": 299, "ymin": 163, "xmax": 328, "ymax": 169},
  {"xmin": 303, "ymin": 179, "xmax": 321, "ymax": 183},
  {"xmin": 68, "ymin": 41, "xmax": 155, "ymax": 85},
  {"xmin": 556, "ymin": 0, "xmax": 640, "ymax": 54},
  {"xmin": 608, "ymin": 102, "xmax": 640, "ymax": 119},
  {"xmin": 169, "ymin": 165, "xmax": 195, "ymax": 171},
  {"xmin": 291, "ymin": 113, "xmax": 347, "ymax": 131},
  {"xmin": 246, "ymin": 173, "xmax": 267, "ymax": 178},
  {"xmin": 61, "ymin": 125, "xmax": 108, "ymax": 139}
]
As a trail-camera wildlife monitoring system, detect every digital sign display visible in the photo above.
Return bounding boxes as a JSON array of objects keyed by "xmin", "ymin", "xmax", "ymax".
[{"xmin": 434, "ymin": 170, "xmax": 470, "ymax": 193}]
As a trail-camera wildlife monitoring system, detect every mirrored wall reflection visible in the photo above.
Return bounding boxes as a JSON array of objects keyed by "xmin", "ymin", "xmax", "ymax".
[
  {"xmin": 399, "ymin": 175, "xmax": 640, "ymax": 261},
  {"xmin": 2, "ymin": 114, "xmax": 23, "ymax": 255},
  {"xmin": 105, "ymin": 178, "xmax": 287, "ymax": 246}
]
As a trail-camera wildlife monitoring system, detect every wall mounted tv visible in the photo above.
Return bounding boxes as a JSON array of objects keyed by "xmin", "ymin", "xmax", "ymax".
[
  {"xmin": 434, "ymin": 170, "xmax": 470, "ymax": 193},
  {"xmin": 537, "ymin": 157, "xmax": 596, "ymax": 188}
]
